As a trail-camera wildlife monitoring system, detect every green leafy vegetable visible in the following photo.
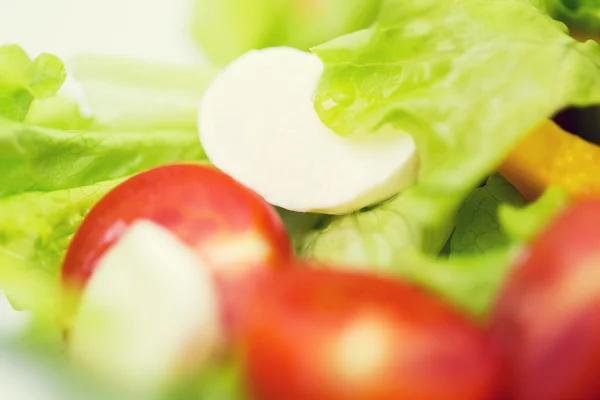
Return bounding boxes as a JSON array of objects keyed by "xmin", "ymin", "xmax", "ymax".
[
  {"xmin": 70, "ymin": 55, "xmax": 219, "ymax": 131},
  {"xmin": 302, "ymin": 0, "xmax": 600, "ymax": 315},
  {"xmin": 304, "ymin": 185, "xmax": 567, "ymax": 317},
  {"xmin": 499, "ymin": 186, "xmax": 570, "ymax": 242},
  {"xmin": 191, "ymin": 0, "xmax": 382, "ymax": 65},
  {"xmin": 0, "ymin": 45, "xmax": 66, "ymax": 121},
  {"xmin": 401, "ymin": 246, "xmax": 521, "ymax": 317},
  {"xmin": 303, "ymin": 193, "xmax": 458, "ymax": 268},
  {"xmin": 162, "ymin": 356, "xmax": 248, "ymax": 400},
  {"xmin": 24, "ymin": 95, "xmax": 92, "ymax": 130},
  {"xmin": 450, "ymin": 174, "xmax": 525, "ymax": 255},
  {"xmin": 276, "ymin": 207, "xmax": 331, "ymax": 253},
  {"xmin": 0, "ymin": 179, "xmax": 123, "ymax": 312},
  {"xmin": 307, "ymin": 0, "xmax": 600, "ymax": 260},
  {"xmin": 191, "ymin": 0, "xmax": 281, "ymax": 65},
  {"xmin": 0, "ymin": 117, "xmax": 206, "ymax": 198},
  {"xmin": 545, "ymin": 0, "xmax": 600, "ymax": 34}
]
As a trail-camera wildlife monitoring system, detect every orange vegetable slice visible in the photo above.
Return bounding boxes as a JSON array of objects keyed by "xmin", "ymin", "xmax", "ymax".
[{"xmin": 499, "ymin": 119, "xmax": 600, "ymax": 201}]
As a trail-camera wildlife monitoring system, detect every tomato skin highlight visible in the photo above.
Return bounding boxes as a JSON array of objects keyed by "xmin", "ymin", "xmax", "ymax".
[
  {"xmin": 492, "ymin": 199, "xmax": 600, "ymax": 400},
  {"xmin": 242, "ymin": 267, "xmax": 499, "ymax": 400},
  {"xmin": 62, "ymin": 163, "xmax": 293, "ymax": 335}
]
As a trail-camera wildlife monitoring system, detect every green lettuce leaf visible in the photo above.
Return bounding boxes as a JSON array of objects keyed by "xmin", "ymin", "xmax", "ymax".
[
  {"xmin": 302, "ymin": 192, "xmax": 458, "ymax": 269},
  {"xmin": 24, "ymin": 95, "xmax": 92, "ymax": 130},
  {"xmin": 400, "ymin": 246, "xmax": 521, "ymax": 317},
  {"xmin": 0, "ymin": 45, "xmax": 66, "ymax": 121},
  {"xmin": 0, "ymin": 179, "xmax": 123, "ymax": 312},
  {"xmin": 302, "ymin": 0, "xmax": 600, "ymax": 315},
  {"xmin": 276, "ymin": 207, "xmax": 332, "ymax": 253},
  {"xmin": 545, "ymin": 0, "xmax": 600, "ymax": 34},
  {"xmin": 450, "ymin": 174, "xmax": 525, "ymax": 256},
  {"xmin": 0, "ymin": 117, "xmax": 206, "ymax": 198},
  {"xmin": 191, "ymin": 0, "xmax": 282, "ymax": 65},
  {"xmin": 499, "ymin": 186, "xmax": 570, "ymax": 242},
  {"xmin": 162, "ymin": 356, "xmax": 248, "ymax": 400},
  {"xmin": 70, "ymin": 55, "xmax": 219, "ymax": 132},
  {"xmin": 307, "ymin": 0, "xmax": 600, "ymax": 259},
  {"xmin": 304, "ymin": 186, "xmax": 567, "ymax": 317},
  {"xmin": 191, "ymin": 0, "xmax": 382, "ymax": 65},
  {"xmin": 301, "ymin": 193, "xmax": 522, "ymax": 318}
]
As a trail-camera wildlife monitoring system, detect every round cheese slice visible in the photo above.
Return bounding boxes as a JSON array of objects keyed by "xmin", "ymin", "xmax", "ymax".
[{"xmin": 198, "ymin": 47, "xmax": 418, "ymax": 215}]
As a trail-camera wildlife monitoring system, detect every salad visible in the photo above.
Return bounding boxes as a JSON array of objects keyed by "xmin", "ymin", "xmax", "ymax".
[{"xmin": 2, "ymin": 0, "xmax": 600, "ymax": 399}]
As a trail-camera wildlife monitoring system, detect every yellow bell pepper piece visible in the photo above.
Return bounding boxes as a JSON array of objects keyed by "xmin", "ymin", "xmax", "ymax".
[{"xmin": 499, "ymin": 120, "xmax": 600, "ymax": 201}]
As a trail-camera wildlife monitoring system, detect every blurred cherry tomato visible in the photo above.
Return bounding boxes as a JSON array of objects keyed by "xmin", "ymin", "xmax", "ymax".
[
  {"xmin": 242, "ymin": 267, "xmax": 499, "ymax": 400},
  {"xmin": 492, "ymin": 199, "xmax": 600, "ymax": 400}
]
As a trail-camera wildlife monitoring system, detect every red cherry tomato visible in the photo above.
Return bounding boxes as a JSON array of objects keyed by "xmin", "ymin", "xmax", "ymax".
[
  {"xmin": 62, "ymin": 163, "xmax": 293, "ymax": 335},
  {"xmin": 242, "ymin": 267, "xmax": 499, "ymax": 400},
  {"xmin": 492, "ymin": 199, "xmax": 600, "ymax": 400}
]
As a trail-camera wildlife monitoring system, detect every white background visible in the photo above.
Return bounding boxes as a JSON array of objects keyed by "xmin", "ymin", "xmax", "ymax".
[{"xmin": 0, "ymin": 0, "xmax": 205, "ymax": 64}]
